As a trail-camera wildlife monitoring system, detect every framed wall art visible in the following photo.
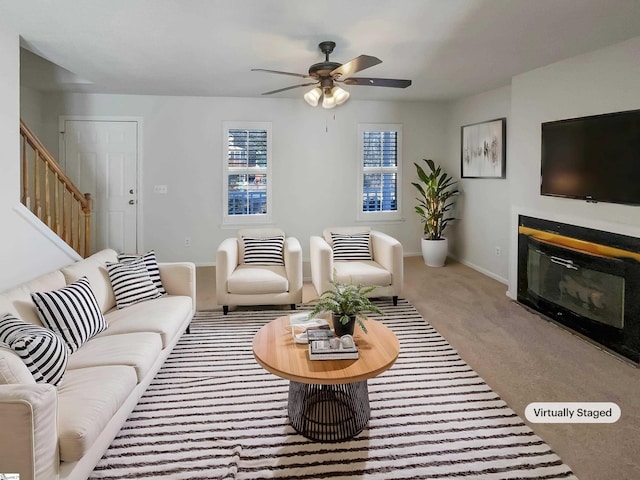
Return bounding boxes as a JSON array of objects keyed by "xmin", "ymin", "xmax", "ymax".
[{"xmin": 461, "ymin": 118, "xmax": 506, "ymax": 178}]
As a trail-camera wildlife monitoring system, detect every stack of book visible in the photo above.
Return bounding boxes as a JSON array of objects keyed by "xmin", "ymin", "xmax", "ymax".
[{"xmin": 308, "ymin": 330, "xmax": 359, "ymax": 360}]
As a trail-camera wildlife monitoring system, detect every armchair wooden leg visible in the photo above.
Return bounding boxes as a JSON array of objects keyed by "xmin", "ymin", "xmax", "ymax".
[
  {"xmin": 186, "ymin": 325, "xmax": 191, "ymax": 334},
  {"xmin": 223, "ymin": 305, "xmax": 229, "ymax": 315},
  {"xmin": 290, "ymin": 304, "xmax": 296, "ymax": 310},
  {"xmin": 393, "ymin": 296, "xmax": 398, "ymax": 306}
]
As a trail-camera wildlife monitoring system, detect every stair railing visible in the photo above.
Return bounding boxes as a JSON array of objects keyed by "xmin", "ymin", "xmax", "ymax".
[{"xmin": 20, "ymin": 119, "xmax": 92, "ymax": 257}]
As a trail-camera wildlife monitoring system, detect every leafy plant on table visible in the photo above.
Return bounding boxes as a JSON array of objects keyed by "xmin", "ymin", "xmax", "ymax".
[{"xmin": 308, "ymin": 277, "xmax": 383, "ymax": 333}]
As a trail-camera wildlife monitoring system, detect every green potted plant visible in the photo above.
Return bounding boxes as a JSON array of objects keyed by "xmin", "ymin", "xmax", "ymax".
[
  {"xmin": 412, "ymin": 158, "xmax": 459, "ymax": 267},
  {"xmin": 308, "ymin": 278, "xmax": 383, "ymax": 336}
]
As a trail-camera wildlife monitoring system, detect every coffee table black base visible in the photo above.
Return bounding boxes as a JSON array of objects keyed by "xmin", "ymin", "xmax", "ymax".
[{"xmin": 288, "ymin": 380, "xmax": 370, "ymax": 442}]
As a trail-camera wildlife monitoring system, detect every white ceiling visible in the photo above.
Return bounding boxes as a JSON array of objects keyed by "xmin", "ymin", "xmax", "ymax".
[{"xmin": 4, "ymin": 0, "xmax": 640, "ymax": 102}]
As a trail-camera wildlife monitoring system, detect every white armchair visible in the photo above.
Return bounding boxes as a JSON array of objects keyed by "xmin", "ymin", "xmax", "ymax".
[
  {"xmin": 216, "ymin": 228, "xmax": 303, "ymax": 314},
  {"xmin": 310, "ymin": 227, "xmax": 403, "ymax": 305}
]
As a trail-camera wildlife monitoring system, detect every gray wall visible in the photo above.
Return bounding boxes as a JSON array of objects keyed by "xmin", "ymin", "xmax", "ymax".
[
  {"xmin": 39, "ymin": 94, "xmax": 447, "ymax": 265},
  {"xmin": 506, "ymin": 36, "xmax": 640, "ymax": 297}
]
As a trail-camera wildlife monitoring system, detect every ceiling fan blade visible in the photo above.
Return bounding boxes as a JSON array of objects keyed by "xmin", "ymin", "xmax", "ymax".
[
  {"xmin": 341, "ymin": 77, "xmax": 412, "ymax": 88},
  {"xmin": 261, "ymin": 82, "xmax": 318, "ymax": 95},
  {"xmin": 251, "ymin": 68, "xmax": 312, "ymax": 79},
  {"xmin": 330, "ymin": 55, "xmax": 382, "ymax": 78}
]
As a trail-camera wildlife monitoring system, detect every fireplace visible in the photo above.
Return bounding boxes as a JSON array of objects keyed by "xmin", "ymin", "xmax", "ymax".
[{"xmin": 517, "ymin": 216, "xmax": 640, "ymax": 364}]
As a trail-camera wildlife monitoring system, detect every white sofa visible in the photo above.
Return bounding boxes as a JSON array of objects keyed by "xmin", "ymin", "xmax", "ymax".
[
  {"xmin": 0, "ymin": 249, "xmax": 196, "ymax": 480},
  {"xmin": 216, "ymin": 228, "xmax": 303, "ymax": 314},
  {"xmin": 310, "ymin": 226, "xmax": 403, "ymax": 305}
]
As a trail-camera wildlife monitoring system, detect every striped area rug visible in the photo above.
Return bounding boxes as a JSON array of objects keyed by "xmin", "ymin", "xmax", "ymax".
[{"xmin": 90, "ymin": 299, "xmax": 577, "ymax": 480}]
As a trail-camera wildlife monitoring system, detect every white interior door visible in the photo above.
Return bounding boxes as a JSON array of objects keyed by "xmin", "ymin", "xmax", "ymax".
[{"xmin": 62, "ymin": 120, "xmax": 138, "ymax": 254}]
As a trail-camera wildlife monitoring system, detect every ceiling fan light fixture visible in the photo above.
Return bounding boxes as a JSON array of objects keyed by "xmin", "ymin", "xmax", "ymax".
[
  {"xmin": 332, "ymin": 86, "xmax": 350, "ymax": 105},
  {"xmin": 322, "ymin": 91, "xmax": 337, "ymax": 109},
  {"xmin": 304, "ymin": 87, "xmax": 322, "ymax": 106}
]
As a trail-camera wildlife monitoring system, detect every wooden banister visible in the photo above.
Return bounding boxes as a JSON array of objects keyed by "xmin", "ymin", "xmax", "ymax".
[{"xmin": 19, "ymin": 119, "xmax": 92, "ymax": 257}]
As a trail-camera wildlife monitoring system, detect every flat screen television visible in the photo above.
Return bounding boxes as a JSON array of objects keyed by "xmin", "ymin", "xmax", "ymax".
[{"xmin": 541, "ymin": 109, "xmax": 640, "ymax": 206}]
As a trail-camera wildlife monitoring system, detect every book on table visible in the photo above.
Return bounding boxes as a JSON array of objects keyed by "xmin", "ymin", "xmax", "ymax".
[{"xmin": 308, "ymin": 331, "xmax": 359, "ymax": 360}]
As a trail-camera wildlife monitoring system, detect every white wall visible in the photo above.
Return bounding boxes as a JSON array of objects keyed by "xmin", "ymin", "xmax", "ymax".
[
  {"xmin": 506, "ymin": 36, "xmax": 640, "ymax": 297},
  {"xmin": 20, "ymin": 85, "xmax": 45, "ymax": 140},
  {"xmin": 0, "ymin": 23, "xmax": 77, "ymax": 291},
  {"xmin": 446, "ymin": 85, "xmax": 511, "ymax": 283},
  {"xmin": 41, "ymin": 93, "xmax": 446, "ymax": 264}
]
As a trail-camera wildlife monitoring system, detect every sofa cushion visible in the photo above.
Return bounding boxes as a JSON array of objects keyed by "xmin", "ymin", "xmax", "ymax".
[
  {"xmin": 31, "ymin": 277, "xmax": 107, "ymax": 353},
  {"xmin": 334, "ymin": 260, "xmax": 392, "ymax": 287},
  {"xmin": 118, "ymin": 250, "xmax": 167, "ymax": 295},
  {"xmin": 57, "ymin": 365, "xmax": 137, "ymax": 462},
  {"xmin": 0, "ymin": 313, "xmax": 69, "ymax": 385},
  {"xmin": 0, "ymin": 270, "xmax": 67, "ymax": 327},
  {"xmin": 60, "ymin": 249, "xmax": 119, "ymax": 313},
  {"xmin": 242, "ymin": 236, "xmax": 285, "ymax": 265},
  {"xmin": 106, "ymin": 261, "xmax": 162, "ymax": 309},
  {"xmin": 97, "ymin": 295, "xmax": 192, "ymax": 348},
  {"xmin": 67, "ymin": 332, "xmax": 162, "ymax": 382},
  {"xmin": 331, "ymin": 232, "xmax": 372, "ymax": 260},
  {"xmin": 227, "ymin": 265, "xmax": 289, "ymax": 294}
]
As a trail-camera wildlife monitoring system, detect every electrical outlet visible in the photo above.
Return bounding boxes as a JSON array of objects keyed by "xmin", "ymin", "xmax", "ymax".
[
  {"xmin": 184, "ymin": 237, "xmax": 191, "ymax": 247},
  {"xmin": 495, "ymin": 246, "xmax": 502, "ymax": 256},
  {"xmin": 154, "ymin": 185, "xmax": 168, "ymax": 194}
]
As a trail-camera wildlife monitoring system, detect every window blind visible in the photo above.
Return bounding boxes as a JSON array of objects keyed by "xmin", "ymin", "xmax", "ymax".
[
  {"xmin": 227, "ymin": 129, "xmax": 268, "ymax": 216},
  {"xmin": 362, "ymin": 130, "xmax": 398, "ymax": 212}
]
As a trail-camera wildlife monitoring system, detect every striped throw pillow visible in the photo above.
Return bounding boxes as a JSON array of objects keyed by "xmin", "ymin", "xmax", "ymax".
[
  {"xmin": 331, "ymin": 232, "xmax": 372, "ymax": 260},
  {"xmin": 117, "ymin": 250, "xmax": 167, "ymax": 295},
  {"xmin": 106, "ymin": 261, "xmax": 162, "ymax": 309},
  {"xmin": 31, "ymin": 277, "xmax": 107, "ymax": 353},
  {"xmin": 0, "ymin": 313, "xmax": 69, "ymax": 385},
  {"xmin": 243, "ymin": 236, "xmax": 285, "ymax": 265}
]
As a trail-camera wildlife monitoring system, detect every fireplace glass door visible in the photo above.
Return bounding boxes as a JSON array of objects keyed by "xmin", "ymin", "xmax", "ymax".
[{"xmin": 525, "ymin": 238, "xmax": 626, "ymax": 334}]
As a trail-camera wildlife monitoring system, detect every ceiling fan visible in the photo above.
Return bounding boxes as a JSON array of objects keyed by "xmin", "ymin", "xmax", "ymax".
[{"xmin": 251, "ymin": 41, "xmax": 412, "ymax": 109}]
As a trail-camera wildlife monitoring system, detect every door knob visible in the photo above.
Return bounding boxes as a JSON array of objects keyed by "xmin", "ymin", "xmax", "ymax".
[
  {"xmin": 129, "ymin": 189, "xmax": 134, "ymax": 194},
  {"xmin": 129, "ymin": 200, "xmax": 135, "ymax": 205}
]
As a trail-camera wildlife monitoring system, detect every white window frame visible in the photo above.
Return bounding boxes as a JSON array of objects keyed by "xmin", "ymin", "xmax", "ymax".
[
  {"xmin": 357, "ymin": 123, "xmax": 402, "ymax": 221},
  {"xmin": 222, "ymin": 121, "xmax": 272, "ymax": 225}
]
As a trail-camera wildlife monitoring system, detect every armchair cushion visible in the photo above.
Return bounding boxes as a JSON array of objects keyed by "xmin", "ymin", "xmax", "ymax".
[
  {"xmin": 242, "ymin": 236, "xmax": 285, "ymax": 265},
  {"xmin": 331, "ymin": 232, "xmax": 372, "ymax": 260},
  {"xmin": 334, "ymin": 260, "xmax": 392, "ymax": 287},
  {"xmin": 227, "ymin": 265, "xmax": 289, "ymax": 295}
]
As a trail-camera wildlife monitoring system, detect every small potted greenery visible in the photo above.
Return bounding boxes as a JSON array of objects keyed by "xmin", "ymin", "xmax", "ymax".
[
  {"xmin": 308, "ymin": 278, "xmax": 383, "ymax": 336},
  {"xmin": 412, "ymin": 158, "xmax": 459, "ymax": 267}
]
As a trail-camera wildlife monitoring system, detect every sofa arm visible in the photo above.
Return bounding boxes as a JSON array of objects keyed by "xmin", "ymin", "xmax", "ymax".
[
  {"xmin": 371, "ymin": 231, "xmax": 404, "ymax": 292},
  {"xmin": 158, "ymin": 262, "xmax": 197, "ymax": 313},
  {"xmin": 0, "ymin": 384, "xmax": 59, "ymax": 480},
  {"xmin": 310, "ymin": 235, "xmax": 333, "ymax": 297},
  {"xmin": 284, "ymin": 237, "xmax": 303, "ymax": 295}
]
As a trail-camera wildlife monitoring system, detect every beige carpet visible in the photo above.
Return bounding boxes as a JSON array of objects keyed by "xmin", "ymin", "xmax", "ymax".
[{"xmin": 197, "ymin": 257, "xmax": 640, "ymax": 480}]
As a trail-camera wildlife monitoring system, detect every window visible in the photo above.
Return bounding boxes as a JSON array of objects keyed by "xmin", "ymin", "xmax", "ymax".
[
  {"xmin": 222, "ymin": 122, "xmax": 272, "ymax": 225},
  {"xmin": 358, "ymin": 124, "xmax": 402, "ymax": 221}
]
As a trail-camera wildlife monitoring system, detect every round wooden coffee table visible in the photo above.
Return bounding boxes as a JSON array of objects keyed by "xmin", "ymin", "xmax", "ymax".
[{"xmin": 253, "ymin": 315, "xmax": 399, "ymax": 442}]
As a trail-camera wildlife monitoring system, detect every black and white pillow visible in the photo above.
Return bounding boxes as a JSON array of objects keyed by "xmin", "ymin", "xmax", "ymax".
[
  {"xmin": 106, "ymin": 261, "xmax": 162, "ymax": 309},
  {"xmin": 243, "ymin": 236, "xmax": 285, "ymax": 265},
  {"xmin": 31, "ymin": 277, "xmax": 107, "ymax": 353},
  {"xmin": 331, "ymin": 232, "xmax": 372, "ymax": 260},
  {"xmin": 0, "ymin": 313, "xmax": 69, "ymax": 385},
  {"xmin": 117, "ymin": 250, "xmax": 167, "ymax": 295}
]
